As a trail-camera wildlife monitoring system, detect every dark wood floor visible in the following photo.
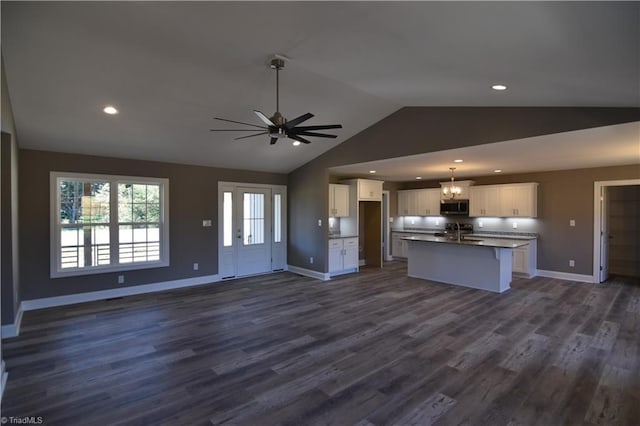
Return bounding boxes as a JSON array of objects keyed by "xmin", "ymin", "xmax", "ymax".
[{"xmin": 2, "ymin": 262, "xmax": 639, "ymax": 425}]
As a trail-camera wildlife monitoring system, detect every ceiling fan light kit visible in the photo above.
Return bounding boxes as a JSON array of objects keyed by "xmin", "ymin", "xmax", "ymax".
[{"xmin": 210, "ymin": 56, "xmax": 342, "ymax": 145}]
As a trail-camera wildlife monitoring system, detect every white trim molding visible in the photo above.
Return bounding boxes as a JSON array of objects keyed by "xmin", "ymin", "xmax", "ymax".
[
  {"xmin": 287, "ymin": 265, "xmax": 330, "ymax": 281},
  {"xmin": 1, "ymin": 304, "xmax": 24, "ymax": 339},
  {"xmin": 537, "ymin": 269, "xmax": 594, "ymax": 283},
  {"xmin": 593, "ymin": 179, "xmax": 640, "ymax": 284},
  {"xmin": 22, "ymin": 274, "xmax": 219, "ymax": 311}
]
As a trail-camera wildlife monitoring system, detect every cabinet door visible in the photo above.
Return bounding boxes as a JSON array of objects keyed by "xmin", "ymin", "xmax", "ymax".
[
  {"xmin": 333, "ymin": 184, "xmax": 350, "ymax": 217},
  {"xmin": 501, "ymin": 184, "xmax": 537, "ymax": 217},
  {"xmin": 359, "ymin": 180, "xmax": 382, "ymax": 201},
  {"xmin": 470, "ymin": 186, "xmax": 501, "ymax": 217},
  {"xmin": 329, "ymin": 184, "xmax": 337, "ymax": 216},
  {"xmin": 469, "ymin": 187, "xmax": 485, "ymax": 217},
  {"xmin": 418, "ymin": 189, "xmax": 441, "ymax": 216},
  {"xmin": 328, "ymin": 243, "xmax": 344, "ymax": 272},
  {"xmin": 343, "ymin": 238, "xmax": 359, "ymax": 269},
  {"xmin": 512, "ymin": 247, "xmax": 528, "ymax": 273},
  {"xmin": 398, "ymin": 191, "xmax": 410, "ymax": 216},
  {"xmin": 407, "ymin": 190, "xmax": 420, "ymax": 215}
]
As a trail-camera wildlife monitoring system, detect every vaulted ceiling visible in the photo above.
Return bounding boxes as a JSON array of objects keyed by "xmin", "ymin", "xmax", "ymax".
[{"xmin": 2, "ymin": 2, "xmax": 639, "ymax": 174}]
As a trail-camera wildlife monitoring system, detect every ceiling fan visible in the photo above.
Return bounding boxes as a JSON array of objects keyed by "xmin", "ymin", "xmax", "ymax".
[{"xmin": 210, "ymin": 56, "xmax": 342, "ymax": 145}]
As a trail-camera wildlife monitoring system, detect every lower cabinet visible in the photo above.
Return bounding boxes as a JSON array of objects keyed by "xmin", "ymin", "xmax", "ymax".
[
  {"xmin": 511, "ymin": 239, "xmax": 537, "ymax": 278},
  {"xmin": 329, "ymin": 237, "xmax": 359, "ymax": 276}
]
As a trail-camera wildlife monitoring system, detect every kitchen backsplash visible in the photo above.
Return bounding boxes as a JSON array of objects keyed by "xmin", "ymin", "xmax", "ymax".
[{"xmin": 392, "ymin": 216, "xmax": 540, "ymax": 235}]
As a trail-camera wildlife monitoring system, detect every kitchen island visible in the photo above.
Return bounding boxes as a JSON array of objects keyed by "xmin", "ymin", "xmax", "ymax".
[{"xmin": 403, "ymin": 235, "xmax": 529, "ymax": 293}]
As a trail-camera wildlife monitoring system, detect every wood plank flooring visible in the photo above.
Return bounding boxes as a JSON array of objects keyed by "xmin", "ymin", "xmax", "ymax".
[{"xmin": 2, "ymin": 262, "xmax": 639, "ymax": 425}]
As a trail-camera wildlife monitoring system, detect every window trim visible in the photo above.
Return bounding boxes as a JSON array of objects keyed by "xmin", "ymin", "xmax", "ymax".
[{"xmin": 50, "ymin": 172, "xmax": 170, "ymax": 278}]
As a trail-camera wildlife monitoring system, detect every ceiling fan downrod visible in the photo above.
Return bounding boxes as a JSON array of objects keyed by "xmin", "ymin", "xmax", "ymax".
[{"xmin": 270, "ymin": 58, "xmax": 285, "ymax": 126}]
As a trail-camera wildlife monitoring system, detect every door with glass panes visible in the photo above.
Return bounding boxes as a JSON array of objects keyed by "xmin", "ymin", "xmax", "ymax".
[{"xmin": 219, "ymin": 184, "xmax": 285, "ymax": 279}]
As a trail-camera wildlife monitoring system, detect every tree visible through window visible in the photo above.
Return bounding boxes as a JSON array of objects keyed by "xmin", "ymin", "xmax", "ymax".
[{"xmin": 51, "ymin": 173, "xmax": 169, "ymax": 277}]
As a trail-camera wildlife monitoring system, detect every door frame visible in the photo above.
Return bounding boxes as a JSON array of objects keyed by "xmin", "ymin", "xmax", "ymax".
[
  {"xmin": 592, "ymin": 179, "xmax": 640, "ymax": 283},
  {"xmin": 218, "ymin": 182, "xmax": 287, "ymax": 279},
  {"xmin": 382, "ymin": 190, "xmax": 392, "ymax": 261}
]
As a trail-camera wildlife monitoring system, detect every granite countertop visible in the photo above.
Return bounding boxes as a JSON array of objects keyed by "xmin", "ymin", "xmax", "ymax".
[
  {"xmin": 392, "ymin": 229, "xmax": 537, "ymax": 240},
  {"xmin": 401, "ymin": 235, "xmax": 530, "ymax": 249},
  {"xmin": 328, "ymin": 234, "xmax": 358, "ymax": 239}
]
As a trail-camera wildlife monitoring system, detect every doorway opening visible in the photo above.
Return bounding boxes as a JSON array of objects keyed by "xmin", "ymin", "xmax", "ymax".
[
  {"xmin": 593, "ymin": 179, "xmax": 640, "ymax": 283},
  {"xmin": 218, "ymin": 182, "xmax": 286, "ymax": 279}
]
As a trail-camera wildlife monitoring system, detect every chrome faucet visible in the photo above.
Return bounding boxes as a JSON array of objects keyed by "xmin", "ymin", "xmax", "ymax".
[{"xmin": 455, "ymin": 221, "xmax": 461, "ymax": 242}]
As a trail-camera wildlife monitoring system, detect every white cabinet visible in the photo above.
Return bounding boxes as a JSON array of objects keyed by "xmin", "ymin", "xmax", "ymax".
[
  {"xmin": 419, "ymin": 189, "xmax": 441, "ymax": 216},
  {"xmin": 469, "ymin": 183, "xmax": 538, "ymax": 218},
  {"xmin": 500, "ymin": 183, "xmax": 538, "ymax": 217},
  {"xmin": 511, "ymin": 239, "xmax": 537, "ymax": 278},
  {"xmin": 329, "ymin": 237, "xmax": 359, "ymax": 276},
  {"xmin": 357, "ymin": 179, "xmax": 383, "ymax": 201},
  {"xmin": 329, "ymin": 184, "xmax": 350, "ymax": 217},
  {"xmin": 398, "ymin": 190, "xmax": 418, "ymax": 215},
  {"xmin": 398, "ymin": 188, "xmax": 441, "ymax": 216},
  {"xmin": 469, "ymin": 185, "xmax": 501, "ymax": 217}
]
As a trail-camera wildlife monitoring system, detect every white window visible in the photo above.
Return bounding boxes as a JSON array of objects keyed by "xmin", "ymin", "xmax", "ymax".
[{"xmin": 51, "ymin": 172, "xmax": 169, "ymax": 278}]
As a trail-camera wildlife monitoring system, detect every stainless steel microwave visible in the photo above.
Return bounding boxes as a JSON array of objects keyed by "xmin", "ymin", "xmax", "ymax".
[{"xmin": 440, "ymin": 199, "xmax": 469, "ymax": 216}]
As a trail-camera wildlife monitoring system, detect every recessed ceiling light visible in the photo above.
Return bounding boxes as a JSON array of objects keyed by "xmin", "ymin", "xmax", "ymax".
[
  {"xmin": 494, "ymin": 169, "xmax": 502, "ymax": 173},
  {"xmin": 491, "ymin": 84, "xmax": 507, "ymax": 91},
  {"xmin": 416, "ymin": 177, "xmax": 422, "ymax": 180},
  {"xmin": 453, "ymin": 159, "xmax": 463, "ymax": 163},
  {"xmin": 103, "ymin": 105, "xmax": 118, "ymax": 115},
  {"xmin": 292, "ymin": 140, "xmax": 301, "ymax": 146},
  {"xmin": 369, "ymin": 170, "xmax": 376, "ymax": 174}
]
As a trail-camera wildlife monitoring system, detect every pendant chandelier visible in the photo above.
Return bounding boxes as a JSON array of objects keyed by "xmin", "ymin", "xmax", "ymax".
[{"xmin": 442, "ymin": 167, "xmax": 461, "ymax": 199}]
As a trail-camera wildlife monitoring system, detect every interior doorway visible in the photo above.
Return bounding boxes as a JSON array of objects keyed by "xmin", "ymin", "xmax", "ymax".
[
  {"xmin": 218, "ymin": 182, "xmax": 286, "ymax": 279},
  {"xmin": 593, "ymin": 179, "xmax": 640, "ymax": 283}
]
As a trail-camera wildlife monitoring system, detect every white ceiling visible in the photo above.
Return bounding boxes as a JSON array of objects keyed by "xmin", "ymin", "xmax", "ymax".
[
  {"xmin": 2, "ymin": 2, "xmax": 639, "ymax": 174},
  {"xmin": 329, "ymin": 122, "xmax": 640, "ymax": 181}
]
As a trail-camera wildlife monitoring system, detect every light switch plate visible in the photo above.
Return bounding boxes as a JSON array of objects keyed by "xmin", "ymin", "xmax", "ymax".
[
  {"xmin": 512, "ymin": 222, "xmax": 518, "ymax": 229},
  {"xmin": 569, "ymin": 219, "xmax": 575, "ymax": 227},
  {"xmin": 202, "ymin": 219, "xmax": 212, "ymax": 227}
]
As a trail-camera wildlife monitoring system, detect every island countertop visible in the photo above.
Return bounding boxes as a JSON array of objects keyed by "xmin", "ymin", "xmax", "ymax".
[{"xmin": 401, "ymin": 235, "xmax": 529, "ymax": 249}]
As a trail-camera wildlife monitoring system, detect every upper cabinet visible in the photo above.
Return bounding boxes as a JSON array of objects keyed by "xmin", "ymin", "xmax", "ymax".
[
  {"xmin": 470, "ymin": 183, "xmax": 538, "ymax": 218},
  {"xmin": 357, "ymin": 179, "xmax": 383, "ymax": 201},
  {"xmin": 500, "ymin": 183, "xmax": 538, "ymax": 217},
  {"xmin": 398, "ymin": 188, "xmax": 441, "ymax": 216},
  {"xmin": 329, "ymin": 183, "xmax": 350, "ymax": 217}
]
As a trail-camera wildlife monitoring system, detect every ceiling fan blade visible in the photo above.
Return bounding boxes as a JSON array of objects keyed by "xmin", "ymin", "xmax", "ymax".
[
  {"xmin": 214, "ymin": 117, "xmax": 267, "ymax": 129},
  {"xmin": 270, "ymin": 137, "xmax": 278, "ymax": 145},
  {"xmin": 210, "ymin": 129, "xmax": 267, "ymax": 132},
  {"xmin": 291, "ymin": 124, "xmax": 342, "ymax": 131},
  {"xmin": 291, "ymin": 131, "xmax": 338, "ymax": 139},
  {"xmin": 254, "ymin": 110, "xmax": 276, "ymax": 126},
  {"xmin": 234, "ymin": 131, "xmax": 268, "ymax": 140},
  {"xmin": 289, "ymin": 134, "xmax": 312, "ymax": 144},
  {"xmin": 284, "ymin": 113, "xmax": 314, "ymax": 129}
]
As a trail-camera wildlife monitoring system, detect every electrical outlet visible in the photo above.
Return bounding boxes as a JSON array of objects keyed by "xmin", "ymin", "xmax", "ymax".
[
  {"xmin": 478, "ymin": 221, "xmax": 483, "ymax": 228},
  {"xmin": 193, "ymin": 263, "xmax": 199, "ymax": 271},
  {"xmin": 435, "ymin": 219, "xmax": 440, "ymax": 226},
  {"xmin": 118, "ymin": 275, "xmax": 125, "ymax": 284},
  {"xmin": 569, "ymin": 219, "xmax": 575, "ymax": 227},
  {"xmin": 512, "ymin": 222, "xmax": 518, "ymax": 229},
  {"xmin": 309, "ymin": 257, "xmax": 314, "ymax": 264},
  {"xmin": 411, "ymin": 219, "xmax": 415, "ymax": 225},
  {"xmin": 317, "ymin": 219, "xmax": 322, "ymax": 227},
  {"xmin": 569, "ymin": 260, "xmax": 575, "ymax": 267}
]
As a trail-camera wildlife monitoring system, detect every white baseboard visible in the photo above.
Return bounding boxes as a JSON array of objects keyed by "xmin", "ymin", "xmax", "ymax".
[
  {"xmin": 1, "ymin": 303, "xmax": 24, "ymax": 339},
  {"xmin": 21, "ymin": 274, "xmax": 220, "ymax": 312},
  {"xmin": 287, "ymin": 265, "xmax": 330, "ymax": 281},
  {"xmin": 536, "ymin": 269, "xmax": 594, "ymax": 283}
]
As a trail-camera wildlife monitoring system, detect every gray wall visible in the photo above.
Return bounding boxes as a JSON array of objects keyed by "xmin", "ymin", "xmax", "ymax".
[
  {"xmin": 17, "ymin": 149, "xmax": 286, "ymax": 304},
  {"xmin": 289, "ymin": 107, "xmax": 640, "ymax": 274}
]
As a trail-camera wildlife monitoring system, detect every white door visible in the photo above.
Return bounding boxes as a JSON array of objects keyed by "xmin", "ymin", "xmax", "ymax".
[
  {"xmin": 600, "ymin": 186, "xmax": 609, "ymax": 282},
  {"xmin": 219, "ymin": 184, "xmax": 285, "ymax": 279}
]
